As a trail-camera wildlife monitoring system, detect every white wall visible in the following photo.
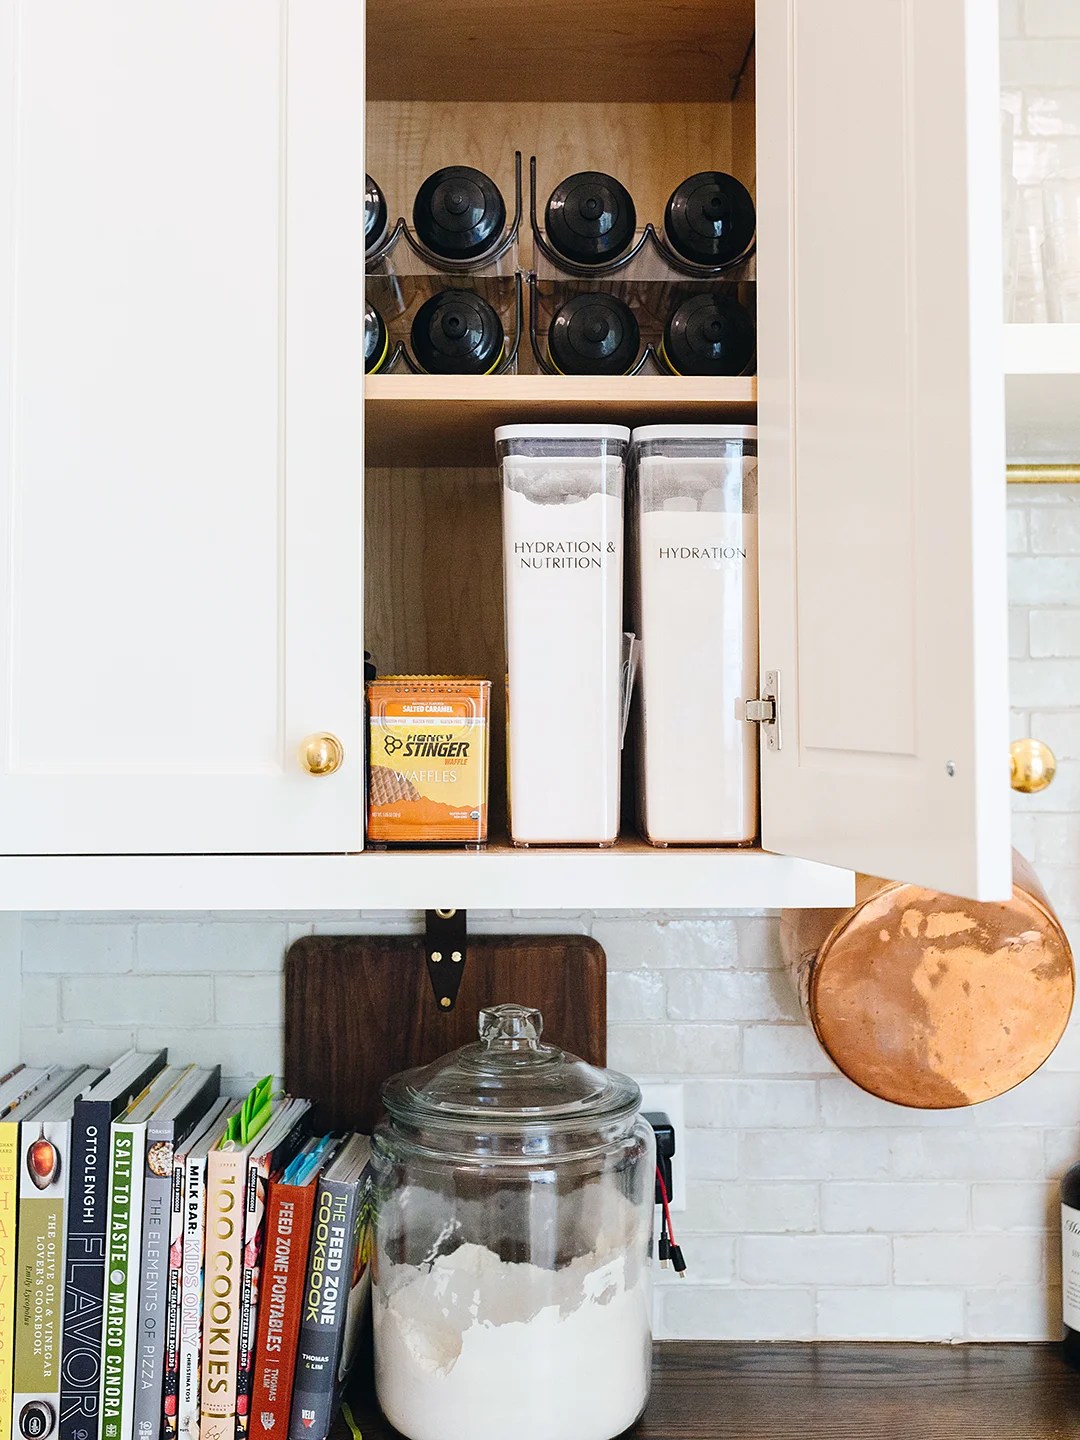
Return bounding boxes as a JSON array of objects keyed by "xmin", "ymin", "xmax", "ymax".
[{"xmin": 11, "ymin": 0, "xmax": 1080, "ymax": 1344}]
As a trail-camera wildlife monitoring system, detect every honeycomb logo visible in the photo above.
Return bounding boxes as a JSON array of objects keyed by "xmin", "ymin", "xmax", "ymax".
[{"xmin": 383, "ymin": 734, "xmax": 404, "ymax": 756}]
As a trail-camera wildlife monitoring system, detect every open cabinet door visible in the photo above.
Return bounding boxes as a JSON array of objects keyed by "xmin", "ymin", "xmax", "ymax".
[{"xmin": 756, "ymin": 0, "xmax": 1011, "ymax": 901}]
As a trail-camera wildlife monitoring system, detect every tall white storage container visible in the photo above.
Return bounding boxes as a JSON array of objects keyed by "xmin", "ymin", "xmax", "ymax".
[
  {"xmin": 496, "ymin": 424, "xmax": 629, "ymax": 846},
  {"xmin": 631, "ymin": 425, "xmax": 759, "ymax": 845}
]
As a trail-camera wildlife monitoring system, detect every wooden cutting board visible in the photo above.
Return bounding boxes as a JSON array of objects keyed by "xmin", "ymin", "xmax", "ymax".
[{"xmin": 284, "ymin": 934, "xmax": 607, "ymax": 1133}]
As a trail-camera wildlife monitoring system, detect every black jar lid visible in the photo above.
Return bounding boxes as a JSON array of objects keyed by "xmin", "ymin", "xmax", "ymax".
[
  {"xmin": 365, "ymin": 174, "xmax": 389, "ymax": 256},
  {"xmin": 411, "ymin": 289, "xmax": 505, "ymax": 374},
  {"xmin": 364, "ymin": 301, "xmax": 389, "ymax": 374},
  {"xmin": 664, "ymin": 171, "xmax": 756, "ymax": 268},
  {"xmin": 662, "ymin": 293, "xmax": 756, "ymax": 376},
  {"xmin": 412, "ymin": 166, "xmax": 507, "ymax": 261},
  {"xmin": 548, "ymin": 292, "xmax": 640, "ymax": 375},
  {"xmin": 545, "ymin": 171, "xmax": 637, "ymax": 267}
]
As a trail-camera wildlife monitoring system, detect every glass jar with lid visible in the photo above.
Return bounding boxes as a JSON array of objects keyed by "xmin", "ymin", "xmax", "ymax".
[{"xmin": 371, "ymin": 1004, "xmax": 655, "ymax": 1440}]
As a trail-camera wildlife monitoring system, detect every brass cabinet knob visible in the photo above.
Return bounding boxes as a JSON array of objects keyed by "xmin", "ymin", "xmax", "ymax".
[
  {"xmin": 298, "ymin": 732, "xmax": 344, "ymax": 777},
  {"xmin": 1010, "ymin": 738, "xmax": 1057, "ymax": 794}
]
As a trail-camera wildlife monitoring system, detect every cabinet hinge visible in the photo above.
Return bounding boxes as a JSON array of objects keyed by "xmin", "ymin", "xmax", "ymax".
[{"xmin": 745, "ymin": 670, "xmax": 781, "ymax": 751}]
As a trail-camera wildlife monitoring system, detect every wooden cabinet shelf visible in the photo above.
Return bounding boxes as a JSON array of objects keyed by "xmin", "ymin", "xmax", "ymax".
[{"xmin": 364, "ymin": 374, "xmax": 757, "ymax": 467}]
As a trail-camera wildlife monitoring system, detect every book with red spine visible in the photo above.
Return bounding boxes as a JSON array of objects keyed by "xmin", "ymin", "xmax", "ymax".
[
  {"xmin": 248, "ymin": 1138, "xmax": 339, "ymax": 1440},
  {"xmin": 234, "ymin": 1108, "xmax": 311, "ymax": 1438}
]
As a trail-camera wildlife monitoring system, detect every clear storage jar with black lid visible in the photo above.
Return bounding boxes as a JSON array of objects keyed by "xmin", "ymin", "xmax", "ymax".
[{"xmin": 372, "ymin": 1004, "xmax": 655, "ymax": 1440}]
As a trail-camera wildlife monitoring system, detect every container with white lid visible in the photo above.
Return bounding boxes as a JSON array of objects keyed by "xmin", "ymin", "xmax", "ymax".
[
  {"xmin": 495, "ymin": 424, "xmax": 629, "ymax": 846},
  {"xmin": 630, "ymin": 424, "xmax": 759, "ymax": 845}
]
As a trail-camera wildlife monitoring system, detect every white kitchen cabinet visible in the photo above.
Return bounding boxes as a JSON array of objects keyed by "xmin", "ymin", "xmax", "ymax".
[
  {"xmin": 0, "ymin": 0, "xmax": 1011, "ymax": 907},
  {"xmin": 0, "ymin": 0, "xmax": 366, "ymax": 854}
]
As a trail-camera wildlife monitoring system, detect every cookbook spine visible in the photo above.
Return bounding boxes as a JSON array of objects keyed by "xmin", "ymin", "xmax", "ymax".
[
  {"xmin": 0, "ymin": 1122, "xmax": 19, "ymax": 1440},
  {"xmin": 286, "ymin": 1178, "xmax": 363, "ymax": 1440},
  {"xmin": 249, "ymin": 1182, "xmax": 316, "ymax": 1440},
  {"xmin": 232, "ymin": 1158, "xmax": 268, "ymax": 1440},
  {"xmin": 12, "ymin": 1119, "xmax": 71, "ymax": 1440},
  {"xmin": 99, "ymin": 1124, "xmax": 146, "ymax": 1440},
  {"xmin": 198, "ymin": 1151, "xmax": 246, "ymax": 1440},
  {"xmin": 161, "ymin": 1152, "xmax": 186, "ymax": 1440},
  {"xmin": 60, "ymin": 1099, "xmax": 111, "ymax": 1440},
  {"xmin": 131, "ymin": 1127, "xmax": 174, "ymax": 1440},
  {"xmin": 177, "ymin": 1152, "xmax": 211, "ymax": 1440}
]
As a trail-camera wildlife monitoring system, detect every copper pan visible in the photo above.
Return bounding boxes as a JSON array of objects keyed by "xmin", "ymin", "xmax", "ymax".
[{"xmin": 779, "ymin": 851, "xmax": 1074, "ymax": 1108}]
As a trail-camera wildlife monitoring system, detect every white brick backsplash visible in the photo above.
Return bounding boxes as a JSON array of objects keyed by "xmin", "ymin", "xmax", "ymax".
[
  {"xmin": 734, "ymin": 917, "xmax": 783, "ymax": 969},
  {"xmin": 1002, "ymin": 38, "xmax": 1080, "ymax": 86},
  {"xmin": 742, "ymin": 1026, "xmax": 836, "ymax": 1076},
  {"xmin": 819, "ymin": 1080, "xmax": 967, "ymax": 1128},
  {"xmin": 655, "ymin": 1236, "xmax": 736, "ymax": 1286},
  {"xmin": 1031, "ymin": 608, "xmax": 1080, "ymax": 656},
  {"xmin": 1030, "ymin": 709, "xmax": 1080, "ymax": 759},
  {"xmin": 1008, "ymin": 558, "xmax": 1080, "ymax": 607},
  {"xmin": 213, "ymin": 974, "xmax": 283, "ymax": 1028},
  {"xmin": 965, "ymin": 1286, "xmax": 1062, "ymax": 1340},
  {"xmin": 1025, "ymin": 0, "xmax": 1080, "ymax": 38},
  {"xmin": 1030, "ymin": 506, "xmax": 1080, "ymax": 554},
  {"xmin": 1007, "ymin": 506, "xmax": 1029, "ymax": 554},
  {"xmin": 893, "ymin": 1234, "xmax": 1050, "ymax": 1286},
  {"xmin": 741, "ymin": 1131, "xmax": 894, "ymax": 1181},
  {"xmin": 1033, "ymin": 812, "xmax": 1080, "ymax": 865},
  {"xmin": 596, "ymin": 915, "xmax": 743, "ymax": 973},
  {"xmin": 136, "ymin": 922, "xmax": 288, "ymax": 973},
  {"xmin": 23, "ymin": 921, "xmax": 133, "ymax": 975},
  {"xmin": 1009, "ymin": 607, "xmax": 1029, "ymax": 657},
  {"xmin": 607, "ymin": 1023, "xmax": 739, "ymax": 1076},
  {"xmin": 821, "ymin": 1184, "xmax": 970, "ymax": 1235},
  {"xmin": 1011, "ymin": 810, "xmax": 1039, "ymax": 858},
  {"xmin": 685, "ymin": 1183, "xmax": 818, "ymax": 1235},
  {"xmin": 685, "ymin": 1080, "xmax": 817, "ymax": 1129},
  {"xmin": 659, "ymin": 1287, "xmax": 815, "ymax": 1342},
  {"xmin": 891, "ymin": 1130, "xmax": 1044, "ymax": 1181},
  {"xmin": 740, "ymin": 1235, "xmax": 890, "ymax": 1286},
  {"xmin": 64, "ymin": 975, "xmax": 211, "ymax": 1027},
  {"xmin": 21, "ymin": 977, "xmax": 59, "ymax": 1027},
  {"xmin": 592, "ymin": 918, "xmax": 737, "ymax": 970},
  {"xmin": 666, "ymin": 970, "xmax": 801, "ymax": 1023},
  {"xmin": 972, "ymin": 1183, "xmax": 1055, "ymax": 1231},
  {"xmin": 817, "ymin": 1288, "xmax": 965, "ymax": 1341},
  {"xmin": 136, "ymin": 1025, "xmax": 283, "ymax": 1081},
  {"xmin": 683, "ymin": 1130, "xmax": 739, "ymax": 1181},
  {"xmin": 22, "ymin": 1026, "xmax": 136, "ymax": 1068},
  {"xmin": 1010, "ymin": 657, "xmax": 1080, "ymax": 708},
  {"xmin": 973, "ymin": 1070, "xmax": 1080, "ymax": 1124},
  {"xmin": 1028, "ymin": 89, "xmax": 1080, "ymax": 135},
  {"xmin": 1042, "ymin": 1127, "xmax": 1080, "ymax": 1178},
  {"xmin": 1030, "ymin": 860, "xmax": 1080, "ymax": 915},
  {"xmin": 1010, "ymin": 761, "xmax": 1080, "ymax": 814},
  {"xmin": 607, "ymin": 970, "xmax": 666, "ymax": 1022}
]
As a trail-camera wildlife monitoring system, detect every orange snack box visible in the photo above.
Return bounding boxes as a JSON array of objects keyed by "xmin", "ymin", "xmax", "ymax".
[{"xmin": 367, "ymin": 676, "xmax": 491, "ymax": 844}]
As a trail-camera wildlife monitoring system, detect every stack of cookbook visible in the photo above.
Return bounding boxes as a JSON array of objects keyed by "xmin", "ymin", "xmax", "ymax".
[{"xmin": 0, "ymin": 1053, "xmax": 371, "ymax": 1440}]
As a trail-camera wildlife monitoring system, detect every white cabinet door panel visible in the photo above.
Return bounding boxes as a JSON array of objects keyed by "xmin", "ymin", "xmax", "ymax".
[
  {"xmin": 0, "ymin": 1, "xmax": 365, "ymax": 853},
  {"xmin": 757, "ymin": 0, "xmax": 1011, "ymax": 899}
]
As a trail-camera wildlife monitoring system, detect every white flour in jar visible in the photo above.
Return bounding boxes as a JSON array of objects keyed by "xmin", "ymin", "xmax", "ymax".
[
  {"xmin": 501, "ymin": 458, "xmax": 624, "ymax": 845},
  {"xmin": 374, "ymin": 1241, "xmax": 651, "ymax": 1440},
  {"xmin": 636, "ymin": 456, "xmax": 758, "ymax": 844}
]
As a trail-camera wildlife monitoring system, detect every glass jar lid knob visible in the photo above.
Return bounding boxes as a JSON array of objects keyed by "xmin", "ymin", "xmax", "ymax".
[{"xmin": 479, "ymin": 1004, "xmax": 544, "ymax": 1051}]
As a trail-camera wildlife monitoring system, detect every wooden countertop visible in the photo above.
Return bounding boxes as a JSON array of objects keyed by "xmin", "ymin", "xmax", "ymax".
[{"xmin": 341, "ymin": 1342, "xmax": 1080, "ymax": 1438}]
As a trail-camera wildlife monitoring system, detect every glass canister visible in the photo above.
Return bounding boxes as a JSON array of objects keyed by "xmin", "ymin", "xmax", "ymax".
[
  {"xmin": 630, "ymin": 424, "xmax": 759, "ymax": 844},
  {"xmin": 371, "ymin": 1004, "xmax": 655, "ymax": 1440},
  {"xmin": 496, "ymin": 424, "xmax": 629, "ymax": 846}
]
